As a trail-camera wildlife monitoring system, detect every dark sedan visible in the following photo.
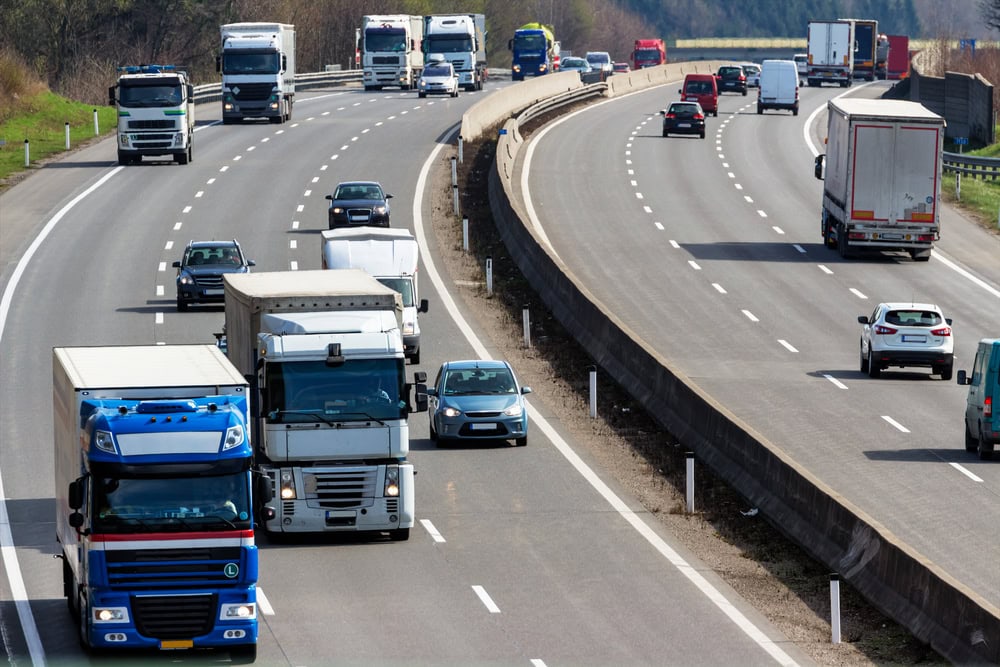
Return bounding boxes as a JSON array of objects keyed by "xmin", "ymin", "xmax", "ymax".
[
  {"xmin": 173, "ymin": 239, "xmax": 255, "ymax": 311},
  {"xmin": 661, "ymin": 101, "xmax": 706, "ymax": 138},
  {"xmin": 325, "ymin": 181, "xmax": 392, "ymax": 229}
]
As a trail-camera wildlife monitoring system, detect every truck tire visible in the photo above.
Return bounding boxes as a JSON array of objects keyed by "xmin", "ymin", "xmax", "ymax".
[
  {"xmin": 910, "ymin": 249, "xmax": 931, "ymax": 262},
  {"xmin": 390, "ymin": 528, "xmax": 410, "ymax": 541},
  {"xmin": 230, "ymin": 644, "xmax": 257, "ymax": 664},
  {"xmin": 837, "ymin": 223, "xmax": 853, "ymax": 259}
]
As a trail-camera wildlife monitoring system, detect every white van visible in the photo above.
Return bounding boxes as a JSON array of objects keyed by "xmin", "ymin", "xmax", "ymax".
[
  {"xmin": 793, "ymin": 53, "xmax": 808, "ymax": 82},
  {"xmin": 757, "ymin": 59, "xmax": 799, "ymax": 115}
]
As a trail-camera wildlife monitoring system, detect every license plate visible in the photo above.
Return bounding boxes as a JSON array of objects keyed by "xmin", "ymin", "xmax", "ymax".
[
  {"xmin": 470, "ymin": 423, "xmax": 497, "ymax": 430},
  {"xmin": 902, "ymin": 335, "xmax": 926, "ymax": 343},
  {"xmin": 205, "ymin": 289, "xmax": 223, "ymax": 296},
  {"xmin": 161, "ymin": 640, "xmax": 194, "ymax": 650},
  {"xmin": 881, "ymin": 233, "xmax": 902, "ymax": 240},
  {"xmin": 677, "ymin": 123, "xmax": 691, "ymax": 128}
]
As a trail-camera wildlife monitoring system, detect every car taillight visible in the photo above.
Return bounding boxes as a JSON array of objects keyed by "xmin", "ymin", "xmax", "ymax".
[
  {"xmin": 693, "ymin": 113, "xmax": 704, "ymax": 120},
  {"xmin": 874, "ymin": 325, "xmax": 897, "ymax": 335},
  {"xmin": 930, "ymin": 326, "xmax": 951, "ymax": 336},
  {"xmin": 985, "ymin": 396, "xmax": 993, "ymax": 418},
  {"xmin": 665, "ymin": 113, "xmax": 676, "ymax": 119}
]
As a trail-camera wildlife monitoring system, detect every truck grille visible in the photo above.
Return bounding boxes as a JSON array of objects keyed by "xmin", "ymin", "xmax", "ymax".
[
  {"xmin": 132, "ymin": 593, "xmax": 216, "ymax": 639},
  {"xmin": 305, "ymin": 469, "xmax": 376, "ymax": 509},
  {"xmin": 373, "ymin": 56, "xmax": 400, "ymax": 65},
  {"xmin": 127, "ymin": 119, "xmax": 176, "ymax": 130},
  {"xmin": 106, "ymin": 547, "xmax": 243, "ymax": 588},
  {"xmin": 232, "ymin": 83, "xmax": 274, "ymax": 101}
]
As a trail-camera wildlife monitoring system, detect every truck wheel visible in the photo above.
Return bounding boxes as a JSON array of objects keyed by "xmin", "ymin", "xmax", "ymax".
[
  {"xmin": 411, "ymin": 348, "xmax": 420, "ymax": 365},
  {"xmin": 837, "ymin": 223, "xmax": 853, "ymax": 259},
  {"xmin": 390, "ymin": 528, "xmax": 410, "ymax": 541},
  {"xmin": 910, "ymin": 249, "xmax": 931, "ymax": 262},
  {"xmin": 117, "ymin": 151, "xmax": 129, "ymax": 165}
]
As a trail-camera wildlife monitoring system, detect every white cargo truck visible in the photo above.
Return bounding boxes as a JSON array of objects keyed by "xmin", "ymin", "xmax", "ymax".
[
  {"xmin": 223, "ymin": 269, "xmax": 427, "ymax": 539},
  {"xmin": 814, "ymin": 98, "xmax": 945, "ymax": 261},
  {"xmin": 806, "ymin": 19, "xmax": 854, "ymax": 87},
  {"xmin": 361, "ymin": 14, "xmax": 424, "ymax": 90},
  {"xmin": 321, "ymin": 228, "xmax": 428, "ymax": 364},
  {"xmin": 423, "ymin": 13, "xmax": 487, "ymax": 91},
  {"xmin": 218, "ymin": 22, "xmax": 295, "ymax": 123},
  {"xmin": 108, "ymin": 65, "xmax": 194, "ymax": 165}
]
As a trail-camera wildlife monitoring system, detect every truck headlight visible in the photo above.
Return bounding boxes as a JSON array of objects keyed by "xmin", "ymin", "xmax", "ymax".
[
  {"xmin": 279, "ymin": 471, "xmax": 296, "ymax": 499},
  {"xmin": 384, "ymin": 466, "xmax": 400, "ymax": 497},
  {"xmin": 223, "ymin": 424, "xmax": 245, "ymax": 451},
  {"xmin": 94, "ymin": 430, "xmax": 117, "ymax": 454},
  {"xmin": 93, "ymin": 607, "xmax": 129, "ymax": 623},
  {"xmin": 402, "ymin": 319, "xmax": 415, "ymax": 335},
  {"xmin": 221, "ymin": 603, "xmax": 257, "ymax": 620},
  {"xmin": 513, "ymin": 64, "xmax": 521, "ymax": 73}
]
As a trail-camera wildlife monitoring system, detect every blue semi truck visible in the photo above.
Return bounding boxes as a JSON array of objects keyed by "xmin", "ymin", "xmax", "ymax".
[
  {"xmin": 509, "ymin": 23, "xmax": 559, "ymax": 80},
  {"xmin": 54, "ymin": 345, "xmax": 265, "ymax": 662}
]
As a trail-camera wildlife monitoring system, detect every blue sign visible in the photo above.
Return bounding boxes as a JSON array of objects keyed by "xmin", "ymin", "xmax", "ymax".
[
  {"xmin": 954, "ymin": 137, "xmax": 969, "ymax": 145},
  {"xmin": 960, "ymin": 39, "xmax": 976, "ymax": 55}
]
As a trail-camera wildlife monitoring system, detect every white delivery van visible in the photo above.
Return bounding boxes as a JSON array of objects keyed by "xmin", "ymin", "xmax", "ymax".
[{"xmin": 758, "ymin": 59, "xmax": 799, "ymax": 115}]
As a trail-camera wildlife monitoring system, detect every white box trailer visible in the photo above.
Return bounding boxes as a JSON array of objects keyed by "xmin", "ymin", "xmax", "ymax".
[
  {"xmin": 806, "ymin": 20, "xmax": 854, "ymax": 87},
  {"xmin": 320, "ymin": 228, "xmax": 428, "ymax": 363},
  {"xmin": 815, "ymin": 98, "xmax": 945, "ymax": 261}
]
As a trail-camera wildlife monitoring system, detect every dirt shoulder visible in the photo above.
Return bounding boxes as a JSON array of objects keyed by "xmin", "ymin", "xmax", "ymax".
[{"xmin": 427, "ymin": 126, "xmax": 946, "ymax": 665}]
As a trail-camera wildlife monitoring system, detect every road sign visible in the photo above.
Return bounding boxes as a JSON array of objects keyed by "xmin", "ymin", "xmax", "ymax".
[{"xmin": 954, "ymin": 137, "xmax": 969, "ymax": 145}]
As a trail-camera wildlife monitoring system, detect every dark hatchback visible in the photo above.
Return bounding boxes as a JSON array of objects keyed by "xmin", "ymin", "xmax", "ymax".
[
  {"xmin": 325, "ymin": 181, "xmax": 392, "ymax": 229},
  {"xmin": 173, "ymin": 239, "xmax": 255, "ymax": 311},
  {"xmin": 716, "ymin": 65, "xmax": 748, "ymax": 95},
  {"xmin": 661, "ymin": 101, "xmax": 706, "ymax": 138}
]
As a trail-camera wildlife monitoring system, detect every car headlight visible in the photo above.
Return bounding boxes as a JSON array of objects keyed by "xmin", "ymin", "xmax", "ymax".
[
  {"xmin": 332, "ymin": 207, "xmax": 344, "ymax": 215},
  {"xmin": 374, "ymin": 205, "xmax": 387, "ymax": 214},
  {"xmin": 178, "ymin": 273, "xmax": 194, "ymax": 285},
  {"xmin": 419, "ymin": 80, "xmax": 427, "ymax": 89},
  {"xmin": 503, "ymin": 404, "xmax": 523, "ymax": 417},
  {"xmin": 442, "ymin": 406, "xmax": 461, "ymax": 418}
]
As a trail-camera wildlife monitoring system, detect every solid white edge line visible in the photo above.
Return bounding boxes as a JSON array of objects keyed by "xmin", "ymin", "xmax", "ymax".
[{"xmin": 0, "ymin": 167, "xmax": 123, "ymax": 666}]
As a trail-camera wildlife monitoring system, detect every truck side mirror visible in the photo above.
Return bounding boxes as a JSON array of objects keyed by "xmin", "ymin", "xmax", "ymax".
[
  {"xmin": 418, "ymin": 298, "xmax": 429, "ymax": 314},
  {"xmin": 282, "ymin": 55, "xmax": 287, "ymax": 72},
  {"xmin": 814, "ymin": 154, "xmax": 825, "ymax": 180},
  {"xmin": 186, "ymin": 84, "xmax": 194, "ymax": 100},
  {"xmin": 256, "ymin": 473, "xmax": 273, "ymax": 503},
  {"xmin": 508, "ymin": 39, "xmax": 513, "ymax": 50},
  {"xmin": 216, "ymin": 55, "xmax": 222, "ymax": 73},
  {"xmin": 413, "ymin": 371, "xmax": 427, "ymax": 383},
  {"xmin": 108, "ymin": 86, "xmax": 116, "ymax": 106},
  {"xmin": 69, "ymin": 513, "xmax": 84, "ymax": 529},
  {"xmin": 68, "ymin": 479, "xmax": 84, "ymax": 510},
  {"xmin": 413, "ymin": 383, "xmax": 428, "ymax": 413},
  {"xmin": 956, "ymin": 370, "xmax": 969, "ymax": 385}
]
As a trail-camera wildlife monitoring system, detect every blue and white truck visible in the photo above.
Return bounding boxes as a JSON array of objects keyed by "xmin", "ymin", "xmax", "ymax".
[
  {"xmin": 223, "ymin": 269, "xmax": 427, "ymax": 539},
  {"xmin": 219, "ymin": 22, "xmax": 295, "ymax": 124},
  {"xmin": 54, "ymin": 345, "xmax": 262, "ymax": 661},
  {"xmin": 108, "ymin": 64, "xmax": 194, "ymax": 165}
]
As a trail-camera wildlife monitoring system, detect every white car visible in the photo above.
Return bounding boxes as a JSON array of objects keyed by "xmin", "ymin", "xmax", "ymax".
[
  {"xmin": 418, "ymin": 61, "xmax": 459, "ymax": 98},
  {"xmin": 858, "ymin": 302, "xmax": 954, "ymax": 380},
  {"xmin": 584, "ymin": 51, "xmax": 613, "ymax": 76},
  {"xmin": 740, "ymin": 62, "xmax": 761, "ymax": 87},
  {"xmin": 793, "ymin": 53, "xmax": 808, "ymax": 82}
]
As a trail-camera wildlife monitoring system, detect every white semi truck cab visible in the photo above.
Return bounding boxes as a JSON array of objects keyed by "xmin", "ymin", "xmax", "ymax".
[
  {"xmin": 218, "ymin": 22, "xmax": 295, "ymax": 124},
  {"xmin": 108, "ymin": 64, "xmax": 194, "ymax": 165},
  {"xmin": 423, "ymin": 13, "xmax": 487, "ymax": 91},
  {"xmin": 361, "ymin": 14, "xmax": 424, "ymax": 91},
  {"xmin": 223, "ymin": 270, "xmax": 427, "ymax": 539}
]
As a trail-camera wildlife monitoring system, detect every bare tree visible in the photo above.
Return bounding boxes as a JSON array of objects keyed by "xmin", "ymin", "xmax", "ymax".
[{"xmin": 980, "ymin": 0, "xmax": 1000, "ymax": 33}]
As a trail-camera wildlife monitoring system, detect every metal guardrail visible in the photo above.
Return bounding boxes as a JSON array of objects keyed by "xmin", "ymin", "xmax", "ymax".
[
  {"xmin": 192, "ymin": 69, "xmax": 363, "ymax": 104},
  {"xmin": 943, "ymin": 151, "xmax": 1000, "ymax": 180},
  {"xmin": 517, "ymin": 81, "xmax": 608, "ymax": 125}
]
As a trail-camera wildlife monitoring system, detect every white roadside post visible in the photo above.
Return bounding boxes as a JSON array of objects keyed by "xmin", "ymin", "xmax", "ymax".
[
  {"xmin": 65, "ymin": 122, "xmax": 70, "ymax": 150},
  {"xmin": 462, "ymin": 217, "xmax": 469, "ymax": 252},
  {"xmin": 830, "ymin": 573, "xmax": 842, "ymax": 644},
  {"xmin": 522, "ymin": 306, "xmax": 531, "ymax": 348},
  {"xmin": 588, "ymin": 366, "xmax": 597, "ymax": 418},
  {"xmin": 685, "ymin": 452, "xmax": 695, "ymax": 513},
  {"xmin": 485, "ymin": 256, "xmax": 493, "ymax": 296}
]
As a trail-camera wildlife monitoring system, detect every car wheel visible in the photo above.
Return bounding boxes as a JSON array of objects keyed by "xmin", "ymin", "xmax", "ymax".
[
  {"xmin": 418, "ymin": 92, "xmax": 426, "ymax": 98},
  {"xmin": 515, "ymin": 436, "xmax": 527, "ymax": 447},
  {"xmin": 793, "ymin": 105, "xmax": 799, "ymax": 116},
  {"xmin": 699, "ymin": 131, "xmax": 705, "ymax": 139},
  {"xmin": 757, "ymin": 104, "xmax": 762, "ymax": 115},
  {"xmin": 978, "ymin": 430, "xmax": 994, "ymax": 460},
  {"xmin": 662, "ymin": 129, "xmax": 668, "ymax": 138},
  {"xmin": 176, "ymin": 300, "xmax": 188, "ymax": 312},
  {"xmin": 428, "ymin": 419, "xmax": 438, "ymax": 441},
  {"xmin": 713, "ymin": 109, "xmax": 718, "ymax": 117},
  {"xmin": 965, "ymin": 422, "xmax": 978, "ymax": 452},
  {"xmin": 940, "ymin": 363, "xmax": 953, "ymax": 381},
  {"xmin": 860, "ymin": 343, "xmax": 869, "ymax": 373},
  {"xmin": 867, "ymin": 348, "xmax": 881, "ymax": 378},
  {"xmin": 742, "ymin": 89, "xmax": 747, "ymax": 96}
]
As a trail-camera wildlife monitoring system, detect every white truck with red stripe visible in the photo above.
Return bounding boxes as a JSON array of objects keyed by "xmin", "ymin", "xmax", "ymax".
[
  {"xmin": 54, "ymin": 345, "xmax": 261, "ymax": 661},
  {"xmin": 815, "ymin": 98, "xmax": 945, "ymax": 261}
]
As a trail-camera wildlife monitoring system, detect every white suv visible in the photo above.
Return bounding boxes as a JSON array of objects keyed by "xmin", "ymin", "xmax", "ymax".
[
  {"xmin": 585, "ymin": 51, "xmax": 613, "ymax": 77},
  {"xmin": 858, "ymin": 302, "xmax": 954, "ymax": 380}
]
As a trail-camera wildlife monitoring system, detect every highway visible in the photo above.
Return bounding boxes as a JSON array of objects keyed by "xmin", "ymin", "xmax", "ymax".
[
  {"xmin": 518, "ymin": 77, "xmax": 1000, "ymax": 624},
  {"xmin": 0, "ymin": 84, "xmax": 811, "ymax": 665}
]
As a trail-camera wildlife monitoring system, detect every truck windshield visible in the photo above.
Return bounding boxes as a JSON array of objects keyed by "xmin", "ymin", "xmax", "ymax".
[
  {"xmin": 93, "ymin": 471, "xmax": 250, "ymax": 533},
  {"xmin": 376, "ymin": 277, "xmax": 414, "ymax": 306},
  {"xmin": 222, "ymin": 51, "xmax": 280, "ymax": 74},
  {"xmin": 365, "ymin": 28, "xmax": 407, "ymax": 52},
  {"xmin": 265, "ymin": 358, "xmax": 406, "ymax": 422},
  {"xmin": 513, "ymin": 34, "xmax": 546, "ymax": 51},
  {"xmin": 119, "ymin": 84, "xmax": 183, "ymax": 107},
  {"xmin": 425, "ymin": 36, "xmax": 472, "ymax": 54},
  {"xmin": 635, "ymin": 48, "xmax": 660, "ymax": 59}
]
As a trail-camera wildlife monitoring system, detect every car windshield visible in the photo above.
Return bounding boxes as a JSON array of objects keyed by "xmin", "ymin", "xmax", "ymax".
[
  {"xmin": 884, "ymin": 310, "xmax": 943, "ymax": 327},
  {"xmin": 669, "ymin": 104, "xmax": 697, "ymax": 115},
  {"xmin": 424, "ymin": 65, "xmax": 451, "ymax": 77},
  {"xmin": 336, "ymin": 185, "xmax": 383, "ymax": 200},
  {"xmin": 563, "ymin": 59, "xmax": 586, "ymax": 69},
  {"xmin": 743, "ymin": 65, "xmax": 760, "ymax": 74},
  {"xmin": 186, "ymin": 246, "xmax": 241, "ymax": 267},
  {"xmin": 443, "ymin": 368, "xmax": 516, "ymax": 395},
  {"xmin": 587, "ymin": 53, "xmax": 610, "ymax": 65},
  {"xmin": 720, "ymin": 68, "xmax": 742, "ymax": 78}
]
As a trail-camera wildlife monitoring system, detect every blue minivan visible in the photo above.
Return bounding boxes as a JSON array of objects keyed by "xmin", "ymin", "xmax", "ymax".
[{"xmin": 957, "ymin": 338, "xmax": 1000, "ymax": 460}]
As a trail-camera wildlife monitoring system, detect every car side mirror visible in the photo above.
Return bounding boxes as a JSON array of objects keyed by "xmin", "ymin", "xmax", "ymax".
[
  {"xmin": 172, "ymin": 260, "xmax": 181, "ymax": 268},
  {"xmin": 247, "ymin": 260, "xmax": 257, "ymax": 267},
  {"xmin": 325, "ymin": 194, "xmax": 334, "ymax": 201},
  {"xmin": 946, "ymin": 318, "xmax": 953, "ymax": 325},
  {"xmin": 857, "ymin": 316, "xmax": 868, "ymax": 324},
  {"xmin": 956, "ymin": 370, "xmax": 969, "ymax": 385},
  {"xmin": 385, "ymin": 193, "xmax": 393, "ymax": 199},
  {"xmin": 659, "ymin": 109, "xmax": 665, "ymax": 116},
  {"xmin": 521, "ymin": 386, "xmax": 532, "ymax": 395}
]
